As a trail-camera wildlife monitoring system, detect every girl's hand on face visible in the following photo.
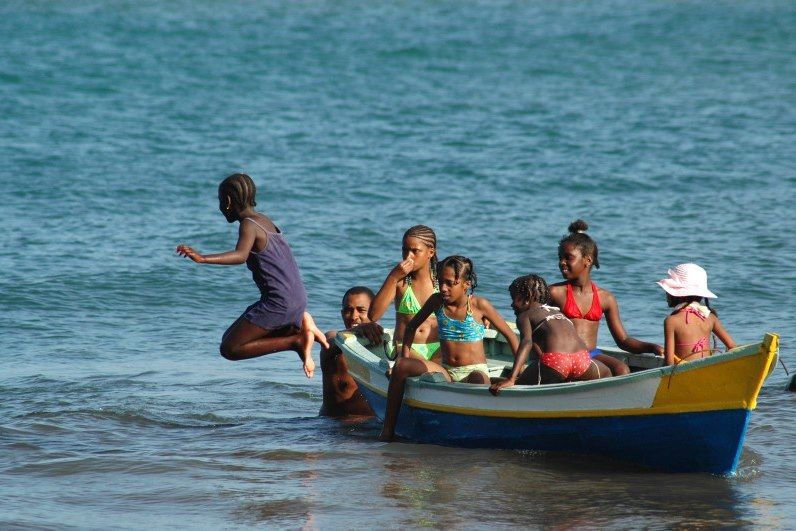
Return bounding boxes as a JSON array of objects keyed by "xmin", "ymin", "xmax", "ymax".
[
  {"xmin": 175, "ymin": 244, "xmax": 205, "ymax": 263},
  {"xmin": 390, "ymin": 258, "xmax": 415, "ymax": 280}
]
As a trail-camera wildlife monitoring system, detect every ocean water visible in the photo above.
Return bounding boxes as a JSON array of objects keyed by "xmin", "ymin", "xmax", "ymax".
[{"xmin": 1, "ymin": 0, "xmax": 795, "ymax": 528}]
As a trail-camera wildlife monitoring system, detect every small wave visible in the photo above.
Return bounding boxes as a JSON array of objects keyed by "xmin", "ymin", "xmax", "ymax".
[
  {"xmin": 223, "ymin": 447, "xmax": 353, "ymax": 462},
  {"xmin": 732, "ymin": 447, "xmax": 764, "ymax": 482},
  {"xmin": 17, "ymin": 408, "xmax": 240, "ymax": 430}
]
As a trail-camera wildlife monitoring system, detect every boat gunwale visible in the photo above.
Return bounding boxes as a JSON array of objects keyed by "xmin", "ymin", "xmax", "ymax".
[{"xmin": 335, "ymin": 330, "xmax": 777, "ymax": 399}]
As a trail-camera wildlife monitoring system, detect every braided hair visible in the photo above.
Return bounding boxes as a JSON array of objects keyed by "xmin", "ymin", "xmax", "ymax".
[
  {"xmin": 219, "ymin": 173, "xmax": 257, "ymax": 212},
  {"xmin": 437, "ymin": 255, "xmax": 478, "ymax": 293},
  {"xmin": 509, "ymin": 274, "xmax": 551, "ymax": 305},
  {"xmin": 403, "ymin": 225, "xmax": 438, "ymax": 286},
  {"xmin": 558, "ymin": 219, "xmax": 599, "ymax": 269}
]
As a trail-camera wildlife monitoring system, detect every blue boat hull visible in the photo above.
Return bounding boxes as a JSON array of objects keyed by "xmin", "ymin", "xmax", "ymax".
[{"xmin": 361, "ymin": 386, "xmax": 750, "ymax": 474}]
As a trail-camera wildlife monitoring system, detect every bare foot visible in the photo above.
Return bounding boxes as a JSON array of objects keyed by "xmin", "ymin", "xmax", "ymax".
[
  {"xmin": 377, "ymin": 430, "xmax": 394, "ymax": 442},
  {"xmin": 303, "ymin": 353, "xmax": 315, "ymax": 379},
  {"xmin": 297, "ymin": 324, "xmax": 315, "ymax": 379},
  {"xmin": 303, "ymin": 312, "xmax": 329, "ymax": 349}
]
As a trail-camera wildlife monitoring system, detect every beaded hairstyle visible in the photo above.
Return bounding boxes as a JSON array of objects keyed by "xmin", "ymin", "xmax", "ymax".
[
  {"xmin": 509, "ymin": 274, "xmax": 551, "ymax": 305},
  {"xmin": 437, "ymin": 255, "xmax": 478, "ymax": 293},
  {"xmin": 219, "ymin": 173, "xmax": 257, "ymax": 212},
  {"xmin": 559, "ymin": 219, "xmax": 600, "ymax": 269}
]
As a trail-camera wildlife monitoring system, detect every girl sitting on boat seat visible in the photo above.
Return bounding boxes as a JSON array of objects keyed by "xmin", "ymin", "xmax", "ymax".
[
  {"xmin": 378, "ymin": 255, "xmax": 519, "ymax": 441},
  {"xmin": 657, "ymin": 263, "xmax": 735, "ymax": 366},
  {"xmin": 549, "ymin": 220, "xmax": 663, "ymax": 376},
  {"xmin": 369, "ymin": 225, "xmax": 441, "ymax": 363},
  {"xmin": 490, "ymin": 275, "xmax": 609, "ymax": 394}
]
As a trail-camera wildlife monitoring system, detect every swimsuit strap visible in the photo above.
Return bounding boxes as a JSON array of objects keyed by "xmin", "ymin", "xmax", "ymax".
[
  {"xmin": 676, "ymin": 336, "xmax": 710, "ymax": 353},
  {"xmin": 532, "ymin": 306, "xmax": 572, "ymax": 334},
  {"xmin": 673, "ymin": 302, "xmax": 710, "ymax": 322},
  {"xmin": 672, "ymin": 302, "xmax": 711, "ymax": 353},
  {"xmin": 244, "ymin": 217, "xmax": 281, "ymax": 255}
]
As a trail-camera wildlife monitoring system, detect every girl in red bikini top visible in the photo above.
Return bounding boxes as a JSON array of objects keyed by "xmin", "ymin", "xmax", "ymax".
[
  {"xmin": 549, "ymin": 220, "xmax": 663, "ymax": 376},
  {"xmin": 657, "ymin": 263, "xmax": 736, "ymax": 366}
]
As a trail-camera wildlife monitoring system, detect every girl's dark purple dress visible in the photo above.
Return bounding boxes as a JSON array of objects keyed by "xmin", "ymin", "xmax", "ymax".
[{"xmin": 241, "ymin": 218, "xmax": 307, "ymax": 329}]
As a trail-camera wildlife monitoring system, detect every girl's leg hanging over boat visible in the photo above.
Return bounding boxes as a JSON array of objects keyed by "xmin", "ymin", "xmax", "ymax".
[{"xmin": 378, "ymin": 357, "xmax": 449, "ymax": 441}]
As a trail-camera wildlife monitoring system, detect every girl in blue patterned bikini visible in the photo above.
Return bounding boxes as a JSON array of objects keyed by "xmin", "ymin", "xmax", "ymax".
[
  {"xmin": 369, "ymin": 225, "xmax": 441, "ymax": 362},
  {"xmin": 378, "ymin": 255, "xmax": 519, "ymax": 441}
]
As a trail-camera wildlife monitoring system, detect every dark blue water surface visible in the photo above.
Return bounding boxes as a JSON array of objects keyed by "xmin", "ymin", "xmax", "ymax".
[{"xmin": 1, "ymin": 1, "xmax": 794, "ymax": 528}]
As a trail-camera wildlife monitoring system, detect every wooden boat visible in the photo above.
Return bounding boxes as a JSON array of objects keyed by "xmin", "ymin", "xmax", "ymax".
[{"xmin": 334, "ymin": 329, "xmax": 779, "ymax": 474}]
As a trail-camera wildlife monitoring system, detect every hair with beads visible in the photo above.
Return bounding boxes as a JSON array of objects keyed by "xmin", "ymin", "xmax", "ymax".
[
  {"xmin": 509, "ymin": 274, "xmax": 551, "ymax": 305},
  {"xmin": 558, "ymin": 219, "xmax": 599, "ymax": 269},
  {"xmin": 437, "ymin": 255, "xmax": 478, "ymax": 292},
  {"xmin": 219, "ymin": 173, "xmax": 257, "ymax": 212},
  {"xmin": 341, "ymin": 286, "xmax": 375, "ymax": 307},
  {"xmin": 403, "ymin": 225, "xmax": 438, "ymax": 285}
]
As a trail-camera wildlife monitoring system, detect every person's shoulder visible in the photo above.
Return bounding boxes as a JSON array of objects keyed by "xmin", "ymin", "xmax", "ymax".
[
  {"xmin": 596, "ymin": 284, "xmax": 616, "ymax": 305},
  {"xmin": 471, "ymin": 294, "xmax": 495, "ymax": 309},
  {"xmin": 516, "ymin": 307, "xmax": 537, "ymax": 322},
  {"xmin": 549, "ymin": 283, "xmax": 566, "ymax": 301}
]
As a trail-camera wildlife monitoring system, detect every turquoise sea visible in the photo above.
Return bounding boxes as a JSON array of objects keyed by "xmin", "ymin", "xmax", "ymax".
[{"xmin": 1, "ymin": 0, "xmax": 795, "ymax": 528}]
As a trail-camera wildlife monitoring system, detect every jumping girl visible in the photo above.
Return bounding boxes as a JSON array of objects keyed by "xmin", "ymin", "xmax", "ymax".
[
  {"xmin": 369, "ymin": 225, "xmax": 441, "ymax": 363},
  {"xmin": 549, "ymin": 220, "xmax": 662, "ymax": 376},
  {"xmin": 657, "ymin": 263, "xmax": 735, "ymax": 366},
  {"xmin": 176, "ymin": 173, "xmax": 328, "ymax": 378},
  {"xmin": 491, "ymin": 275, "xmax": 608, "ymax": 394},
  {"xmin": 378, "ymin": 255, "xmax": 520, "ymax": 441}
]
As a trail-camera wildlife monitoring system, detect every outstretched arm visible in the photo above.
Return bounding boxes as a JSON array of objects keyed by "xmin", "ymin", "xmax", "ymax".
[
  {"xmin": 604, "ymin": 292, "xmax": 663, "ymax": 355},
  {"xmin": 401, "ymin": 293, "xmax": 442, "ymax": 358},
  {"xmin": 368, "ymin": 258, "xmax": 415, "ymax": 322},
  {"xmin": 490, "ymin": 316, "xmax": 534, "ymax": 395},
  {"xmin": 176, "ymin": 220, "xmax": 258, "ymax": 265}
]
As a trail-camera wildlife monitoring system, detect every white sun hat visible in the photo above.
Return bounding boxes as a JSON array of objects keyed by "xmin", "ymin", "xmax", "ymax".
[{"xmin": 656, "ymin": 263, "xmax": 717, "ymax": 299}]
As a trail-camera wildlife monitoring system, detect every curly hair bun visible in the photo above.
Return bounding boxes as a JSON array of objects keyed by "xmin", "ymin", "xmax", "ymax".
[{"xmin": 568, "ymin": 219, "xmax": 589, "ymax": 234}]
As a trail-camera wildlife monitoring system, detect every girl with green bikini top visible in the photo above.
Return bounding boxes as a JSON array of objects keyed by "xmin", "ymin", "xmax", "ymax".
[{"xmin": 369, "ymin": 225, "xmax": 441, "ymax": 362}]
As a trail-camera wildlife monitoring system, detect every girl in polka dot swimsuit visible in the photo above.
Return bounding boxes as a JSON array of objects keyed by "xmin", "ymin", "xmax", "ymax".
[{"xmin": 491, "ymin": 274, "xmax": 609, "ymax": 393}]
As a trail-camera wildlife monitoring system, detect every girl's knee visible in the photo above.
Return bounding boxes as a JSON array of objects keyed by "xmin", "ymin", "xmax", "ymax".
[
  {"xmin": 611, "ymin": 363, "xmax": 630, "ymax": 376},
  {"xmin": 467, "ymin": 371, "xmax": 490, "ymax": 384},
  {"xmin": 219, "ymin": 342, "xmax": 241, "ymax": 361},
  {"xmin": 393, "ymin": 358, "xmax": 421, "ymax": 379}
]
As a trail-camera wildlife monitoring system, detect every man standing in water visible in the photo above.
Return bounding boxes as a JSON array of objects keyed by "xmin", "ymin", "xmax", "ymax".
[{"xmin": 319, "ymin": 287, "xmax": 382, "ymax": 417}]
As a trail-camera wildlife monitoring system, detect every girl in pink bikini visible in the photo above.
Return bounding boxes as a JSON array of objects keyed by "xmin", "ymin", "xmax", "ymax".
[
  {"xmin": 657, "ymin": 263, "xmax": 735, "ymax": 365},
  {"xmin": 549, "ymin": 220, "xmax": 663, "ymax": 376}
]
